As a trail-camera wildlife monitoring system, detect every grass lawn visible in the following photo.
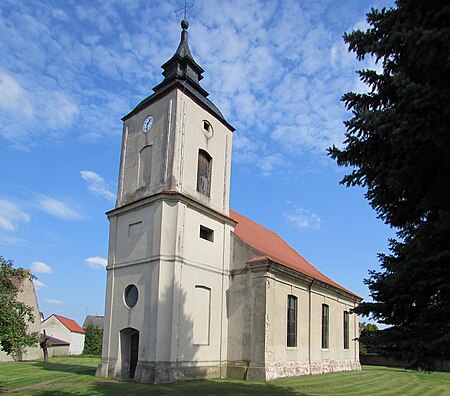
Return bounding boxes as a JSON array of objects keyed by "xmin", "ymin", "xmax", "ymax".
[{"xmin": 0, "ymin": 356, "xmax": 449, "ymax": 395}]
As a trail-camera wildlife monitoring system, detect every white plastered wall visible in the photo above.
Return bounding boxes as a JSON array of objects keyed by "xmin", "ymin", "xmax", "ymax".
[
  {"xmin": 171, "ymin": 91, "xmax": 233, "ymax": 216},
  {"xmin": 41, "ymin": 316, "xmax": 85, "ymax": 356},
  {"xmin": 265, "ymin": 274, "xmax": 360, "ymax": 379},
  {"xmin": 99, "ymin": 85, "xmax": 234, "ymax": 382}
]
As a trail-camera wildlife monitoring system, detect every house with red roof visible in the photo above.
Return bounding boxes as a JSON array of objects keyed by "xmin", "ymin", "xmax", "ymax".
[
  {"xmin": 98, "ymin": 19, "xmax": 362, "ymax": 383},
  {"xmin": 42, "ymin": 314, "xmax": 85, "ymax": 355}
]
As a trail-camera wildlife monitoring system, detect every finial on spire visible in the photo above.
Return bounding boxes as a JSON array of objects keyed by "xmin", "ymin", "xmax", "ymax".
[{"xmin": 175, "ymin": 1, "xmax": 193, "ymax": 27}]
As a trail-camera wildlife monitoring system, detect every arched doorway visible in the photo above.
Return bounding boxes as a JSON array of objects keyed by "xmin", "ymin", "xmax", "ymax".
[{"xmin": 120, "ymin": 328, "xmax": 139, "ymax": 379}]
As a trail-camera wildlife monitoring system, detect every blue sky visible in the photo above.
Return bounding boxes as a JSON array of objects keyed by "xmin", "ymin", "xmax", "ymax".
[{"xmin": 0, "ymin": 0, "xmax": 394, "ymax": 326}]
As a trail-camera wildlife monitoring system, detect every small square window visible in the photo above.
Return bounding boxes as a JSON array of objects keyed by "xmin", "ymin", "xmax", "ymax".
[{"xmin": 199, "ymin": 225, "xmax": 214, "ymax": 242}]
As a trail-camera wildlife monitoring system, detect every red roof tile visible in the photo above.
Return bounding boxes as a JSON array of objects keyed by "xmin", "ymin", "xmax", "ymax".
[
  {"xmin": 230, "ymin": 209, "xmax": 360, "ymax": 299},
  {"xmin": 53, "ymin": 314, "xmax": 85, "ymax": 334}
]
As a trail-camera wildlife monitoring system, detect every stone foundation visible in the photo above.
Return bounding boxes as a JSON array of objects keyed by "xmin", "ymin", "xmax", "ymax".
[
  {"xmin": 266, "ymin": 360, "xmax": 311, "ymax": 381},
  {"xmin": 97, "ymin": 359, "xmax": 225, "ymax": 384},
  {"xmin": 98, "ymin": 358, "xmax": 361, "ymax": 383},
  {"xmin": 310, "ymin": 359, "xmax": 361, "ymax": 375},
  {"xmin": 266, "ymin": 359, "xmax": 361, "ymax": 381}
]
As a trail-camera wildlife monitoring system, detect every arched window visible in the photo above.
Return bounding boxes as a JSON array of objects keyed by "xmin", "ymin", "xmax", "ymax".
[
  {"xmin": 343, "ymin": 311, "xmax": 350, "ymax": 349},
  {"xmin": 197, "ymin": 149, "xmax": 212, "ymax": 196},
  {"xmin": 322, "ymin": 304, "xmax": 329, "ymax": 349},
  {"xmin": 287, "ymin": 295, "xmax": 297, "ymax": 347},
  {"xmin": 138, "ymin": 145, "xmax": 152, "ymax": 187}
]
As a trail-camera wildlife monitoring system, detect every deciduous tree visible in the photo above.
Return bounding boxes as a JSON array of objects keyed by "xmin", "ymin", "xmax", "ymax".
[{"xmin": 0, "ymin": 257, "xmax": 39, "ymax": 357}]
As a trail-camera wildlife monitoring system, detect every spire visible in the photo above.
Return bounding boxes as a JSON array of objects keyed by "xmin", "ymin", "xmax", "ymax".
[
  {"xmin": 175, "ymin": 19, "xmax": 193, "ymax": 58},
  {"xmin": 124, "ymin": 18, "xmax": 234, "ymax": 131},
  {"xmin": 152, "ymin": 19, "xmax": 206, "ymax": 95}
]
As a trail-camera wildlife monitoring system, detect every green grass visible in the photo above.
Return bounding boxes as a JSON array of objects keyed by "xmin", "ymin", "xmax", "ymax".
[{"xmin": 0, "ymin": 357, "xmax": 449, "ymax": 395}]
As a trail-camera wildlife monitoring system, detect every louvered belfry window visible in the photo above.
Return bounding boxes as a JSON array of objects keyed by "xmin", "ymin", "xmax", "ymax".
[{"xmin": 197, "ymin": 149, "xmax": 212, "ymax": 196}]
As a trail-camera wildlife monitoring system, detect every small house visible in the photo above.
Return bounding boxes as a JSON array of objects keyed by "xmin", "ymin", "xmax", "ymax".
[{"xmin": 42, "ymin": 314, "xmax": 85, "ymax": 355}]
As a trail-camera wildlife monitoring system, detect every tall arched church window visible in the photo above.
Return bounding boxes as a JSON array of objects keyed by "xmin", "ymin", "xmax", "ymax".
[
  {"xmin": 322, "ymin": 304, "xmax": 329, "ymax": 349},
  {"xmin": 197, "ymin": 149, "xmax": 212, "ymax": 196}
]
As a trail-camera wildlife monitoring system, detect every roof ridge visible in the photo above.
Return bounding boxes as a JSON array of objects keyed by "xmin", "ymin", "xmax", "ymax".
[
  {"xmin": 54, "ymin": 314, "xmax": 70, "ymax": 320},
  {"xmin": 49, "ymin": 314, "xmax": 85, "ymax": 333}
]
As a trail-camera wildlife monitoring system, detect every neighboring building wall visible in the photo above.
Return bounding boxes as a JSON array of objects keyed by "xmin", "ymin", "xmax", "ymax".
[
  {"xmin": 48, "ymin": 345, "xmax": 70, "ymax": 357},
  {"xmin": 0, "ymin": 275, "xmax": 43, "ymax": 362},
  {"xmin": 42, "ymin": 316, "xmax": 71, "ymax": 346},
  {"xmin": 68, "ymin": 332, "xmax": 85, "ymax": 355},
  {"xmin": 42, "ymin": 316, "xmax": 85, "ymax": 356}
]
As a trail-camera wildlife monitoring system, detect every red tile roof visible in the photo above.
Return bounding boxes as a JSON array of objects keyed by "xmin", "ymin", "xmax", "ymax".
[
  {"xmin": 53, "ymin": 314, "xmax": 85, "ymax": 334},
  {"xmin": 230, "ymin": 209, "xmax": 360, "ymax": 299}
]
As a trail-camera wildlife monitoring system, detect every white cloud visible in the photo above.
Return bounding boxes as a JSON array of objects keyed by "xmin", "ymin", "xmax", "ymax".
[
  {"xmin": 35, "ymin": 195, "xmax": 83, "ymax": 220},
  {"xmin": 0, "ymin": 236, "xmax": 28, "ymax": 246},
  {"xmin": 353, "ymin": 18, "xmax": 370, "ymax": 32},
  {"xmin": 31, "ymin": 261, "xmax": 53, "ymax": 274},
  {"xmin": 0, "ymin": 198, "xmax": 30, "ymax": 231},
  {"xmin": 85, "ymin": 256, "xmax": 107, "ymax": 270},
  {"xmin": 0, "ymin": 71, "xmax": 78, "ymax": 149},
  {"xmin": 0, "ymin": 70, "xmax": 34, "ymax": 117},
  {"xmin": 0, "ymin": 0, "xmax": 382, "ymax": 173},
  {"xmin": 284, "ymin": 206, "xmax": 322, "ymax": 230},
  {"xmin": 256, "ymin": 153, "xmax": 289, "ymax": 178},
  {"xmin": 80, "ymin": 170, "xmax": 115, "ymax": 201},
  {"xmin": 38, "ymin": 91, "xmax": 79, "ymax": 129},
  {"xmin": 42, "ymin": 298, "xmax": 62, "ymax": 305},
  {"xmin": 33, "ymin": 279, "xmax": 47, "ymax": 290}
]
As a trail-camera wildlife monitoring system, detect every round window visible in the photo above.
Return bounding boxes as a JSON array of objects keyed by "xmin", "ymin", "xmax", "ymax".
[
  {"xmin": 124, "ymin": 284, "xmax": 138, "ymax": 308},
  {"xmin": 202, "ymin": 120, "xmax": 214, "ymax": 138}
]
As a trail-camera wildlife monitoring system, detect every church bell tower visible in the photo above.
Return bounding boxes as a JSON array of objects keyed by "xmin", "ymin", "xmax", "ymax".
[{"xmin": 97, "ymin": 19, "xmax": 235, "ymax": 383}]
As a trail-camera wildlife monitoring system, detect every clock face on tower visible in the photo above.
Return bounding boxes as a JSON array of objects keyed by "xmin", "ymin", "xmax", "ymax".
[{"xmin": 142, "ymin": 115, "xmax": 154, "ymax": 133}]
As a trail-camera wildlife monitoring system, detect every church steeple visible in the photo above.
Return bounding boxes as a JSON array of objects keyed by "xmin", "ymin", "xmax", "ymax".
[
  {"xmin": 153, "ymin": 19, "xmax": 207, "ymax": 97},
  {"xmin": 123, "ymin": 18, "xmax": 233, "ymax": 129}
]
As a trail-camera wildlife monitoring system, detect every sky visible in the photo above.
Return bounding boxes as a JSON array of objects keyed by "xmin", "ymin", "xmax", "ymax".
[{"xmin": 0, "ymin": 0, "xmax": 395, "ymax": 327}]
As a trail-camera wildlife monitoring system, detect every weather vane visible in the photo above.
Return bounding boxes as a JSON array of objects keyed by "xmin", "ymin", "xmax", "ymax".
[{"xmin": 175, "ymin": 0, "xmax": 193, "ymax": 20}]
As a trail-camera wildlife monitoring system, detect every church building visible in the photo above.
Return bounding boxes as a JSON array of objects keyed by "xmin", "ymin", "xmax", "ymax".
[{"xmin": 97, "ymin": 19, "xmax": 362, "ymax": 383}]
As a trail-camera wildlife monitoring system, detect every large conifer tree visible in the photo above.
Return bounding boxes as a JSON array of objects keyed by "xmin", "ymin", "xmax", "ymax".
[{"xmin": 329, "ymin": 0, "xmax": 450, "ymax": 367}]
